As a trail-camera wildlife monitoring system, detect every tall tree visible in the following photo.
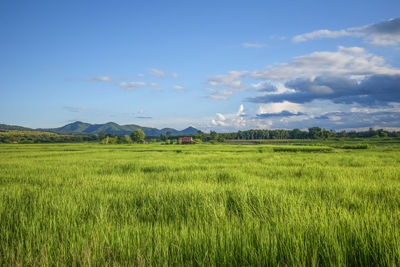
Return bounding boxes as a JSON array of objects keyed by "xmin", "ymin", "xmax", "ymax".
[
  {"xmin": 308, "ymin": 127, "xmax": 322, "ymax": 139},
  {"xmin": 131, "ymin": 129, "xmax": 146, "ymax": 143}
]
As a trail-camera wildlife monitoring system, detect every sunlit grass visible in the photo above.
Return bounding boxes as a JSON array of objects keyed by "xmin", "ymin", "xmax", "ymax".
[{"xmin": 1, "ymin": 142, "xmax": 400, "ymax": 266}]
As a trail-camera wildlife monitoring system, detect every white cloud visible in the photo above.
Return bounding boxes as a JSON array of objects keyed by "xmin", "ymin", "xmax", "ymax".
[
  {"xmin": 118, "ymin": 81, "xmax": 158, "ymax": 90},
  {"xmin": 251, "ymin": 46, "xmax": 400, "ymax": 80},
  {"xmin": 236, "ymin": 104, "xmax": 244, "ymax": 116},
  {"xmin": 293, "ymin": 29, "xmax": 351, "ymax": 43},
  {"xmin": 149, "ymin": 68, "xmax": 166, "ymax": 78},
  {"xmin": 207, "ymin": 88, "xmax": 236, "ymax": 101},
  {"xmin": 207, "ymin": 71, "xmax": 248, "ymax": 100},
  {"xmin": 204, "ymin": 43, "xmax": 400, "ymax": 130},
  {"xmin": 292, "ymin": 18, "xmax": 400, "ymax": 46},
  {"xmin": 173, "ymin": 85, "xmax": 187, "ymax": 91},
  {"xmin": 211, "ymin": 119, "xmax": 227, "ymax": 126},
  {"xmin": 137, "ymin": 73, "xmax": 145, "ymax": 78},
  {"xmin": 257, "ymin": 101, "xmax": 304, "ymax": 114},
  {"xmin": 242, "ymin": 42, "xmax": 266, "ymax": 48},
  {"xmin": 216, "ymin": 113, "xmax": 226, "ymax": 121},
  {"xmin": 208, "ymin": 71, "xmax": 247, "ymax": 90},
  {"xmin": 209, "ymin": 47, "xmax": 400, "ymax": 98},
  {"xmin": 86, "ymin": 76, "xmax": 111, "ymax": 82},
  {"xmin": 171, "ymin": 72, "xmax": 179, "ymax": 78},
  {"xmin": 211, "ymin": 104, "xmax": 247, "ymax": 130}
]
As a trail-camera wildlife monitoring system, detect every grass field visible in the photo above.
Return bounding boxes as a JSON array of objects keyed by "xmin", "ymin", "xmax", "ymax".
[{"xmin": 1, "ymin": 141, "xmax": 400, "ymax": 266}]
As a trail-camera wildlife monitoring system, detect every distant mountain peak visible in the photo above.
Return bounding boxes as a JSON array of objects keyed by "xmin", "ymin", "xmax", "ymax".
[
  {"xmin": 52, "ymin": 121, "xmax": 200, "ymax": 136},
  {"xmin": 0, "ymin": 121, "xmax": 200, "ymax": 136},
  {"xmin": 69, "ymin": 121, "xmax": 84, "ymax": 125}
]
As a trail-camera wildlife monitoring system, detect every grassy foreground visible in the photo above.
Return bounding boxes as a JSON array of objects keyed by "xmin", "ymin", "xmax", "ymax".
[{"xmin": 1, "ymin": 142, "xmax": 400, "ymax": 266}]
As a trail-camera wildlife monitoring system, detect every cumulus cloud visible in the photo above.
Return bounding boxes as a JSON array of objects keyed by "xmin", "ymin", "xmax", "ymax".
[
  {"xmin": 250, "ymin": 108, "xmax": 400, "ymax": 131},
  {"xmin": 251, "ymin": 46, "xmax": 400, "ymax": 80},
  {"xmin": 118, "ymin": 81, "xmax": 159, "ymax": 90},
  {"xmin": 292, "ymin": 18, "xmax": 400, "ymax": 46},
  {"xmin": 207, "ymin": 71, "xmax": 248, "ymax": 100},
  {"xmin": 212, "ymin": 105, "xmax": 247, "ymax": 129},
  {"xmin": 248, "ymin": 46, "xmax": 400, "ymax": 106},
  {"xmin": 257, "ymin": 101, "xmax": 304, "ymax": 114},
  {"xmin": 208, "ymin": 71, "xmax": 247, "ymax": 89},
  {"xmin": 206, "ymin": 45, "xmax": 400, "ymax": 130},
  {"xmin": 250, "ymin": 99, "xmax": 400, "ymax": 130},
  {"xmin": 250, "ymin": 74, "xmax": 400, "ymax": 106},
  {"xmin": 207, "ymin": 101, "xmax": 400, "ymax": 131},
  {"xmin": 86, "ymin": 76, "xmax": 111, "ymax": 82},
  {"xmin": 171, "ymin": 72, "xmax": 179, "ymax": 78},
  {"xmin": 148, "ymin": 68, "xmax": 166, "ymax": 78},
  {"xmin": 242, "ymin": 42, "xmax": 266, "ymax": 48}
]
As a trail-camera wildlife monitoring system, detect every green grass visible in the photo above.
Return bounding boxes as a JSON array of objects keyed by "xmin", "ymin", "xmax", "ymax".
[
  {"xmin": 1, "ymin": 142, "xmax": 400, "ymax": 266},
  {"xmin": 273, "ymin": 146, "xmax": 333, "ymax": 152}
]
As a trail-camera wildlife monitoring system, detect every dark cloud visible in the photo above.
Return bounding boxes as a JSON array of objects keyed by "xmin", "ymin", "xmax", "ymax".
[
  {"xmin": 258, "ymin": 83, "xmax": 278, "ymax": 92},
  {"xmin": 256, "ymin": 111, "xmax": 305, "ymax": 118},
  {"xmin": 366, "ymin": 18, "xmax": 400, "ymax": 35},
  {"xmin": 248, "ymin": 75, "xmax": 400, "ymax": 106}
]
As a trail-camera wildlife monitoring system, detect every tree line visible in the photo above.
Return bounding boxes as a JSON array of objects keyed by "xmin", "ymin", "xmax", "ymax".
[
  {"xmin": 1, "ymin": 127, "xmax": 399, "ymax": 144},
  {"xmin": 155, "ymin": 127, "xmax": 400, "ymax": 142},
  {"xmin": 0, "ymin": 130, "xmax": 98, "ymax": 144}
]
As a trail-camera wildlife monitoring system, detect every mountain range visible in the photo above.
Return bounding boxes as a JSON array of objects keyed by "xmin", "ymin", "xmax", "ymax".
[{"xmin": 0, "ymin": 121, "xmax": 200, "ymax": 136}]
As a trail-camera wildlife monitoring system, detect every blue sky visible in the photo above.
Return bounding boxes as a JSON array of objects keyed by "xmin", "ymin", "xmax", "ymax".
[{"xmin": 1, "ymin": 0, "xmax": 400, "ymax": 132}]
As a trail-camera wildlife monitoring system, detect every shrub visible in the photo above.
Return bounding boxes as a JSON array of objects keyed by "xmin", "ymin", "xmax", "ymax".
[{"xmin": 341, "ymin": 144, "xmax": 369, "ymax": 149}]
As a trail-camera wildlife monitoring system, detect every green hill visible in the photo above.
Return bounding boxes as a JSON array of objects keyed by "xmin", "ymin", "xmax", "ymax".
[{"xmin": 1, "ymin": 122, "xmax": 200, "ymax": 136}]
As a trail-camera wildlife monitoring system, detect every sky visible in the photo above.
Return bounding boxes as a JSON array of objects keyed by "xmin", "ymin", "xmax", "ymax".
[{"xmin": 1, "ymin": 0, "xmax": 400, "ymax": 132}]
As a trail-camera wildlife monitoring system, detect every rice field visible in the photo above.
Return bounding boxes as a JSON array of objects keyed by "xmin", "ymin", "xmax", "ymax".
[{"xmin": 1, "ymin": 142, "xmax": 400, "ymax": 266}]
